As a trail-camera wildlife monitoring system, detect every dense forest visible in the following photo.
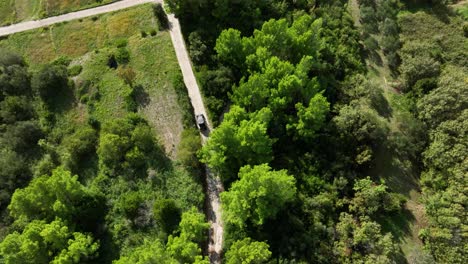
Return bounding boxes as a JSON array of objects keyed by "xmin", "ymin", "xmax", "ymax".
[
  {"xmin": 0, "ymin": 0, "xmax": 467, "ymax": 263},
  {"xmin": 168, "ymin": 0, "xmax": 467, "ymax": 263}
]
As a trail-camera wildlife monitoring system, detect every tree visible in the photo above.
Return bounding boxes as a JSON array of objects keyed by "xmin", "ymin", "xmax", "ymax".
[
  {"xmin": 31, "ymin": 64, "xmax": 68, "ymax": 106},
  {"xmin": 61, "ymin": 126, "xmax": 97, "ymax": 170},
  {"xmin": 166, "ymin": 207, "xmax": 209, "ymax": 263},
  {"xmin": 417, "ymin": 65, "xmax": 468, "ymax": 129},
  {"xmin": 225, "ymin": 238, "xmax": 272, "ymax": 264},
  {"xmin": 221, "ymin": 164, "xmax": 296, "ymax": 228},
  {"xmin": 350, "ymin": 177, "xmax": 404, "ymax": 216},
  {"xmin": 215, "ymin": 28, "xmax": 246, "ymax": 72},
  {"xmin": 113, "ymin": 239, "xmax": 177, "ymax": 264},
  {"xmin": 0, "ymin": 96, "xmax": 34, "ymax": 124},
  {"xmin": 334, "ymin": 213, "xmax": 397, "ymax": 263},
  {"xmin": 333, "ymin": 104, "xmax": 389, "ymax": 166},
  {"xmin": 178, "ymin": 207, "xmax": 210, "ymax": 243},
  {"xmin": 0, "ymin": 219, "xmax": 99, "ymax": 264},
  {"xmin": 200, "ymin": 106, "xmax": 274, "ymax": 182},
  {"xmin": 8, "ymin": 167, "xmax": 94, "ymax": 226},
  {"xmin": 288, "ymin": 93, "xmax": 329, "ymax": 140}
]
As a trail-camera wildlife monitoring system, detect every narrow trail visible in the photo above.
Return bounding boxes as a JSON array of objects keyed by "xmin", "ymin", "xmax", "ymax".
[
  {"xmin": 165, "ymin": 11, "xmax": 225, "ymax": 264},
  {"xmin": 0, "ymin": 1, "xmax": 224, "ymax": 263}
]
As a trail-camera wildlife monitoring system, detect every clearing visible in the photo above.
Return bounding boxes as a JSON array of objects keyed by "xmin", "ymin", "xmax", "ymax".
[{"xmin": 0, "ymin": 3, "xmax": 186, "ymax": 156}]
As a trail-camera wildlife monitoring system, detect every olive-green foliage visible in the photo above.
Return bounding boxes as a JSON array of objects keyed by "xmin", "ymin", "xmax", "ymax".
[
  {"xmin": 97, "ymin": 114, "xmax": 166, "ymax": 176},
  {"xmin": 197, "ymin": 66, "xmax": 234, "ymax": 123},
  {"xmin": 177, "ymin": 128, "xmax": 202, "ymax": 169},
  {"xmin": 419, "ymin": 109, "xmax": 467, "ymax": 263},
  {"xmin": 153, "ymin": 3, "xmax": 169, "ymax": 30},
  {"xmin": 398, "ymin": 8, "xmax": 467, "ymax": 263},
  {"xmin": 417, "ymin": 66, "xmax": 468, "ymax": 129},
  {"xmin": 0, "ymin": 50, "xmax": 42, "ymax": 214},
  {"xmin": 60, "ymin": 126, "xmax": 97, "ymax": 171},
  {"xmin": 350, "ymin": 177, "xmax": 405, "ymax": 216},
  {"xmin": 334, "ymin": 213, "xmax": 397, "ymax": 263},
  {"xmin": 225, "ymin": 238, "xmax": 272, "ymax": 264},
  {"xmin": 357, "ymin": 0, "xmax": 401, "ymax": 71},
  {"xmin": 221, "ymin": 164, "xmax": 296, "ymax": 228}
]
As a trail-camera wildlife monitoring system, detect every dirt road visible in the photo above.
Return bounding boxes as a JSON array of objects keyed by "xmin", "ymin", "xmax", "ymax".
[
  {"xmin": 0, "ymin": 1, "xmax": 224, "ymax": 263},
  {"xmin": 166, "ymin": 11, "xmax": 224, "ymax": 264},
  {"xmin": 0, "ymin": 0, "xmax": 157, "ymax": 37}
]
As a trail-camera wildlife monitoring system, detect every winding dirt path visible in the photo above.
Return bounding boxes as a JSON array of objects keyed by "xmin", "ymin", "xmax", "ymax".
[{"xmin": 0, "ymin": 1, "xmax": 224, "ymax": 263}]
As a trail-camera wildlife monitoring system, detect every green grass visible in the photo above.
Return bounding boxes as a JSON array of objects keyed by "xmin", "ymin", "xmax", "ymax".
[
  {"xmin": 0, "ymin": 0, "xmax": 117, "ymax": 25},
  {"xmin": 0, "ymin": 4, "xmax": 157, "ymax": 66},
  {"xmin": 0, "ymin": 3, "xmax": 190, "ymax": 155}
]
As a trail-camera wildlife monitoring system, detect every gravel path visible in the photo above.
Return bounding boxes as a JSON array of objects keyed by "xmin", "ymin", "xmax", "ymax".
[{"xmin": 0, "ymin": 1, "xmax": 225, "ymax": 263}]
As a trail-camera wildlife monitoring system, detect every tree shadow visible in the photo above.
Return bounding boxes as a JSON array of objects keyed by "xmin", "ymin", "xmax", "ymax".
[
  {"xmin": 377, "ymin": 207, "xmax": 415, "ymax": 243},
  {"xmin": 133, "ymin": 84, "xmax": 150, "ymax": 107},
  {"xmin": 49, "ymin": 81, "xmax": 76, "ymax": 114},
  {"xmin": 371, "ymin": 89, "xmax": 393, "ymax": 119},
  {"xmin": 369, "ymin": 50, "xmax": 384, "ymax": 67}
]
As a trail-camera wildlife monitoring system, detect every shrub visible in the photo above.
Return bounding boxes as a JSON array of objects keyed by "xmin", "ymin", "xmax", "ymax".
[
  {"xmin": 114, "ymin": 38, "xmax": 128, "ymax": 48},
  {"xmin": 68, "ymin": 65, "xmax": 82, "ymax": 77},
  {"xmin": 154, "ymin": 3, "xmax": 169, "ymax": 30},
  {"xmin": 116, "ymin": 48, "xmax": 130, "ymax": 64}
]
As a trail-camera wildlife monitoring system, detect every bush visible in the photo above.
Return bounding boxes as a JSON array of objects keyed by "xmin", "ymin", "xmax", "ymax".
[
  {"xmin": 172, "ymin": 74, "xmax": 194, "ymax": 128},
  {"xmin": 52, "ymin": 56, "xmax": 71, "ymax": 66},
  {"xmin": 68, "ymin": 65, "xmax": 82, "ymax": 76},
  {"xmin": 32, "ymin": 64, "xmax": 69, "ymax": 107},
  {"xmin": 116, "ymin": 47, "xmax": 130, "ymax": 64},
  {"xmin": 364, "ymin": 36, "xmax": 379, "ymax": 51},
  {"xmin": 153, "ymin": 198, "xmax": 181, "ymax": 235},
  {"xmin": 154, "ymin": 3, "xmax": 169, "ymax": 30},
  {"xmin": 114, "ymin": 38, "xmax": 128, "ymax": 48},
  {"xmin": 177, "ymin": 129, "xmax": 202, "ymax": 168}
]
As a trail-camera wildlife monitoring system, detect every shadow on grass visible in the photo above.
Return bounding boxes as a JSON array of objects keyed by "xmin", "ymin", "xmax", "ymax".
[
  {"xmin": 134, "ymin": 84, "xmax": 150, "ymax": 107},
  {"xmin": 378, "ymin": 207, "xmax": 415, "ymax": 242},
  {"xmin": 371, "ymin": 145, "xmax": 420, "ymax": 197}
]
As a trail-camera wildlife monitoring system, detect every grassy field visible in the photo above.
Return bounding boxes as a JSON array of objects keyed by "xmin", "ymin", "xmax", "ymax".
[
  {"xmin": 0, "ymin": 3, "xmax": 189, "ymax": 156},
  {"xmin": 0, "ymin": 0, "xmax": 116, "ymax": 25}
]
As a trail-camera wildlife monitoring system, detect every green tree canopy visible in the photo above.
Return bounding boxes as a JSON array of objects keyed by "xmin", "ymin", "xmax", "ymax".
[
  {"xmin": 113, "ymin": 239, "xmax": 177, "ymax": 264},
  {"xmin": 221, "ymin": 164, "xmax": 296, "ymax": 228},
  {"xmin": 225, "ymin": 238, "xmax": 272, "ymax": 264},
  {"xmin": 334, "ymin": 213, "xmax": 396, "ymax": 263},
  {"xmin": 0, "ymin": 219, "xmax": 99, "ymax": 264},
  {"xmin": 200, "ymin": 106, "xmax": 274, "ymax": 182},
  {"xmin": 166, "ymin": 207, "xmax": 209, "ymax": 263},
  {"xmin": 8, "ymin": 167, "xmax": 95, "ymax": 226}
]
